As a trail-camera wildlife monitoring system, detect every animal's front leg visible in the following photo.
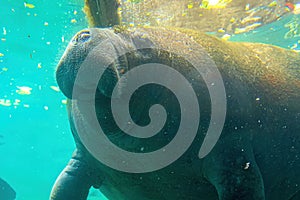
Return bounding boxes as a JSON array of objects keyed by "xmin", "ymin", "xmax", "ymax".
[{"xmin": 50, "ymin": 149, "xmax": 103, "ymax": 200}]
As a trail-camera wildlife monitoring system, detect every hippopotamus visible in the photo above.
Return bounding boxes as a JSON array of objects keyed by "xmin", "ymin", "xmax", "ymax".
[{"xmin": 50, "ymin": 26, "xmax": 300, "ymax": 200}]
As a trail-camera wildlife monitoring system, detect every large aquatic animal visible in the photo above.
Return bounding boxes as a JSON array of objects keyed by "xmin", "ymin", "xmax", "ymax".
[
  {"xmin": 51, "ymin": 27, "xmax": 300, "ymax": 200},
  {"xmin": 0, "ymin": 178, "xmax": 16, "ymax": 200}
]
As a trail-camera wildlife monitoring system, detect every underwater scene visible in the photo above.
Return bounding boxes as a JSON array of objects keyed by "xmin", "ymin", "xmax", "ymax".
[{"xmin": 1, "ymin": 0, "xmax": 300, "ymax": 199}]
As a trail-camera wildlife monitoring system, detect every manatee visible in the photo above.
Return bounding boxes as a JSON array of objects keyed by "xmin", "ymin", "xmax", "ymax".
[
  {"xmin": 51, "ymin": 27, "xmax": 300, "ymax": 200},
  {"xmin": 0, "ymin": 178, "xmax": 16, "ymax": 200}
]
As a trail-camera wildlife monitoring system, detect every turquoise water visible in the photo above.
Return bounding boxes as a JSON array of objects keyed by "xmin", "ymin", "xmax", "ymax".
[
  {"xmin": 230, "ymin": 13, "xmax": 300, "ymax": 50},
  {"xmin": 0, "ymin": 0, "xmax": 106, "ymax": 199},
  {"xmin": 0, "ymin": 1, "xmax": 300, "ymax": 200}
]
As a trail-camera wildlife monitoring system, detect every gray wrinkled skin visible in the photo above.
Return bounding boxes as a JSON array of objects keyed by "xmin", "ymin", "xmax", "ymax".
[{"xmin": 51, "ymin": 28, "xmax": 300, "ymax": 200}]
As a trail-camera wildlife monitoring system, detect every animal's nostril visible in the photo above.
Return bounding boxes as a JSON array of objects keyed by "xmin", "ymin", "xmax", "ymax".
[{"xmin": 73, "ymin": 30, "xmax": 91, "ymax": 44}]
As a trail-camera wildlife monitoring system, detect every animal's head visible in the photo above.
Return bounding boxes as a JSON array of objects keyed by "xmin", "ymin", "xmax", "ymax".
[{"xmin": 56, "ymin": 28, "xmax": 131, "ymax": 100}]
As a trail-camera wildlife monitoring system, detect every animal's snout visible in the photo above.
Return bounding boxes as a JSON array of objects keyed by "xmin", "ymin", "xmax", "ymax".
[{"xmin": 72, "ymin": 30, "xmax": 91, "ymax": 44}]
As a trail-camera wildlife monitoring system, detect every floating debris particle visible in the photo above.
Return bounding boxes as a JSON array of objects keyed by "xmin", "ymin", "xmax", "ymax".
[
  {"xmin": 221, "ymin": 34, "xmax": 231, "ymax": 40},
  {"xmin": 129, "ymin": 22, "xmax": 135, "ymax": 27},
  {"xmin": 0, "ymin": 99, "xmax": 11, "ymax": 107},
  {"xmin": 61, "ymin": 99, "xmax": 67, "ymax": 105},
  {"xmin": 200, "ymin": 0, "xmax": 209, "ymax": 8},
  {"xmin": 0, "ymin": 53, "xmax": 4, "ymax": 57},
  {"xmin": 200, "ymin": 0, "xmax": 232, "ymax": 9},
  {"xmin": 245, "ymin": 3, "xmax": 250, "ymax": 11},
  {"xmin": 50, "ymin": 86, "xmax": 60, "ymax": 92},
  {"xmin": 118, "ymin": 7, "xmax": 123, "ymax": 15},
  {"xmin": 73, "ymin": 10, "xmax": 77, "ymax": 15},
  {"xmin": 37, "ymin": 63, "xmax": 42, "ymax": 68},
  {"xmin": 44, "ymin": 106, "xmax": 49, "ymax": 111},
  {"xmin": 1, "ymin": 38, "xmax": 6, "ymax": 42},
  {"xmin": 23, "ymin": 104, "xmax": 30, "ymax": 108},
  {"xmin": 46, "ymin": 41, "xmax": 51, "ymax": 45},
  {"xmin": 244, "ymin": 162, "xmax": 250, "ymax": 170},
  {"xmin": 218, "ymin": 28, "xmax": 225, "ymax": 33},
  {"xmin": 234, "ymin": 27, "xmax": 246, "ymax": 34},
  {"xmin": 44, "ymin": 22, "xmax": 49, "ymax": 26},
  {"xmin": 294, "ymin": 3, "xmax": 300, "ymax": 14},
  {"xmin": 234, "ymin": 22, "xmax": 262, "ymax": 34},
  {"xmin": 24, "ymin": 2, "xmax": 35, "ymax": 9},
  {"xmin": 268, "ymin": 1, "xmax": 277, "ymax": 7},
  {"xmin": 3, "ymin": 27, "xmax": 6, "ymax": 35},
  {"xmin": 61, "ymin": 36, "xmax": 65, "ymax": 43},
  {"xmin": 291, "ymin": 43, "xmax": 298, "ymax": 49},
  {"xmin": 16, "ymin": 86, "xmax": 32, "ymax": 95},
  {"xmin": 187, "ymin": 3, "xmax": 193, "ymax": 9},
  {"xmin": 241, "ymin": 16, "xmax": 261, "ymax": 25},
  {"xmin": 0, "ymin": 68, "xmax": 8, "ymax": 74},
  {"xmin": 13, "ymin": 99, "xmax": 21, "ymax": 106},
  {"xmin": 256, "ymin": 97, "xmax": 260, "ymax": 101},
  {"xmin": 71, "ymin": 19, "xmax": 77, "ymax": 23}
]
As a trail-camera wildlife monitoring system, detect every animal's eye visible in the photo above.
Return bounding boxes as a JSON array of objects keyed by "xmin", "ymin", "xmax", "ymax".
[{"xmin": 72, "ymin": 30, "xmax": 91, "ymax": 44}]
